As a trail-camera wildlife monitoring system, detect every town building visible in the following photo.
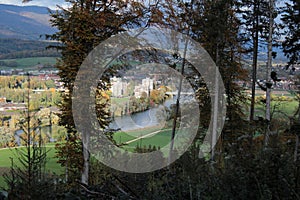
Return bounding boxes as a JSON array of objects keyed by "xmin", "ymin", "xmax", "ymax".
[
  {"xmin": 134, "ymin": 78, "xmax": 154, "ymax": 98},
  {"xmin": 110, "ymin": 77, "xmax": 128, "ymax": 97}
]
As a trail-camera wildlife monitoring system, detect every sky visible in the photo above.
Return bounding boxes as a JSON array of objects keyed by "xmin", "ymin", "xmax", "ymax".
[{"xmin": 0, "ymin": 0, "xmax": 68, "ymax": 9}]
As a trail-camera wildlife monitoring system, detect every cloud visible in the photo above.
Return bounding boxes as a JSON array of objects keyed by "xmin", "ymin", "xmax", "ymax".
[{"xmin": 0, "ymin": 0, "xmax": 68, "ymax": 9}]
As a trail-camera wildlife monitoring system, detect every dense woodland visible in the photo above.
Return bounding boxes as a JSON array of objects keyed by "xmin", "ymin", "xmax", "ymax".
[
  {"xmin": 1, "ymin": 0, "xmax": 300, "ymax": 199},
  {"xmin": 0, "ymin": 39, "xmax": 60, "ymax": 60}
]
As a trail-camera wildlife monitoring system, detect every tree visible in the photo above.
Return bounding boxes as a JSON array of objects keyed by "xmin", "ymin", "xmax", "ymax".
[
  {"xmin": 264, "ymin": 0, "xmax": 276, "ymax": 147},
  {"xmin": 281, "ymin": 0, "xmax": 300, "ymax": 67},
  {"xmin": 0, "ymin": 125, "xmax": 13, "ymax": 148},
  {"xmin": 148, "ymin": 0, "xmax": 248, "ymax": 161},
  {"xmin": 238, "ymin": 0, "xmax": 270, "ymax": 121},
  {"xmin": 181, "ymin": 0, "xmax": 249, "ymax": 158},
  {"xmin": 3, "ymin": 74, "xmax": 54, "ymax": 199},
  {"xmin": 49, "ymin": 0, "xmax": 145, "ymax": 185}
]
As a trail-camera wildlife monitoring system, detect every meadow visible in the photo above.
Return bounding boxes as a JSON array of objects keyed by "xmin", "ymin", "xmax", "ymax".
[
  {"xmin": 113, "ymin": 128, "xmax": 173, "ymax": 150},
  {"xmin": 0, "ymin": 57, "xmax": 57, "ymax": 70},
  {"xmin": 0, "ymin": 143, "xmax": 63, "ymax": 189},
  {"xmin": 255, "ymin": 100, "xmax": 298, "ymax": 117}
]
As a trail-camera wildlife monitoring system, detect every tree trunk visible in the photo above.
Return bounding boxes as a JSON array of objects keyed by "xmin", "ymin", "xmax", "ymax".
[
  {"xmin": 81, "ymin": 133, "xmax": 89, "ymax": 185},
  {"xmin": 211, "ymin": 43, "xmax": 220, "ymax": 161},
  {"xmin": 250, "ymin": 1, "xmax": 259, "ymax": 122},
  {"xmin": 264, "ymin": 0, "xmax": 274, "ymax": 147},
  {"xmin": 169, "ymin": 36, "xmax": 188, "ymax": 165}
]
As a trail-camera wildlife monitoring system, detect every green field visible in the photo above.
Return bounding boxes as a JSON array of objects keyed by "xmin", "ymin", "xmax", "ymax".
[
  {"xmin": 0, "ymin": 128, "xmax": 173, "ymax": 188},
  {"xmin": 0, "ymin": 144, "xmax": 63, "ymax": 189},
  {"xmin": 113, "ymin": 128, "xmax": 173, "ymax": 149},
  {"xmin": 0, "ymin": 57, "xmax": 58, "ymax": 70},
  {"xmin": 123, "ymin": 130, "xmax": 172, "ymax": 149},
  {"xmin": 254, "ymin": 100, "xmax": 298, "ymax": 118}
]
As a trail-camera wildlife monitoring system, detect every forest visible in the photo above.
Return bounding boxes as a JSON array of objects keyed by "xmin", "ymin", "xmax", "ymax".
[
  {"xmin": 0, "ymin": 0, "xmax": 300, "ymax": 199},
  {"xmin": 0, "ymin": 39, "xmax": 60, "ymax": 60}
]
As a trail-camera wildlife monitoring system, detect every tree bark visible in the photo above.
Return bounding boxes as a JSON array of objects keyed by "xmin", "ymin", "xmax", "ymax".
[
  {"xmin": 264, "ymin": 0, "xmax": 274, "ymax": 147},
  {"xmin": 81, "ymin": 134, "xmax": 89, "ymax": 185},
  {"xmin": 250, "ymin": 1, "xmax": 260, "ymax": 122}
]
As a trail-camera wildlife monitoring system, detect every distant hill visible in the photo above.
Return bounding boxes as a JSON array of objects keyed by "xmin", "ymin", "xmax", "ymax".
[
  {"xmin": 0, "ymin": 4, "xmax": 288, "ymax": 64},
  {"xmin": 0, "ymin": 4, "xmax": 56, "ymax": 40},
  {"xmin": 0, "ymin": 38, "xmax": 60, "ymax": 59},
  {"xmin": 257, "ymin": 46, "xmax": 288, "ymax": 64}
]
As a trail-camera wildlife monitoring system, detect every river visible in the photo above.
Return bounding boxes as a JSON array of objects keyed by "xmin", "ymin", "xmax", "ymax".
[{"xmin": 109, "ymin": 98, "xmax": 175, "ymax": 131}]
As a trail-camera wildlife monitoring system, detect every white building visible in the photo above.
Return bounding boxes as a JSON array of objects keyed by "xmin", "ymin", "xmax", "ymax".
[
  {"xmin": 134, "ymin": 78, "xmax": 154, "ymax": 98},
  {"xmin": 110, "ymin": 77, "xmax": 128, "ymax": 97},
  {"xmin": 142, "ymin": 78, "xmax": 154, "ymax": 91}
]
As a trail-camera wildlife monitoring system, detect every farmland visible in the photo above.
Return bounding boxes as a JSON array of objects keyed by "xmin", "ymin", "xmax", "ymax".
[{"xmin": 0, "ymin": 57, "xmax": 57, "ymax": 71}]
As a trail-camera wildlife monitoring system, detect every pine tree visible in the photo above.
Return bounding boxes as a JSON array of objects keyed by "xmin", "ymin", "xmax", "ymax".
[
  {"xmin": 148, "ymin": 0, "xmax": 249, "ymax": 161},
  {"xmin": 184, "ymin": 0, "xmax": 249, "ymax": 158},
  {"xmin": 239, "ymin": 0, "xmax": 270, "ymax": 121},
  {"xmin": 281, "ymin": 0, "xmax": 300, "ymax": 67},
  {"xmin": 3, "ymin": 74, "xmax": 54, "ymax": 199}
]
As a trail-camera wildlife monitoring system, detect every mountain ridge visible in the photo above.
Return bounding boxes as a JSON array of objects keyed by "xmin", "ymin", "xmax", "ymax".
[
  {"xmin": 0, "ymin": 4, "xmax": 288, "ymax": 63},
  {"xmin": 0, "ymin": 4, "xmax": 56, "ymax": 40}
]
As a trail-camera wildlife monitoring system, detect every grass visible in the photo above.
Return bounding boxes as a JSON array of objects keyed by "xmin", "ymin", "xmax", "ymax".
[
  {"xmin": 111, "ymin": 97, "xmax": 130, "ymax": 104},
  {"xmin": 0, "ymin": 144, "xmax": 63, "ymax": 189},
  {"xmin": 123, "ymin": 129, "xmax": 172, "ymax": 149},
  {"xmin": 0, "ymin": 57, "xmax": 57, "ymax": 70},
  {"xmin": 113, "ymin": 127, "xmax": 177, "ymax": 151},
  {"xmin": 113, "ymin": 131, "xmax": 136, "ymax": 144},
  {"xmin": 255, "ymin": 100, "xmax": 298, "ymax": 118},
  {"xmin": 113, "ymin": 126, "xmax": 170, "ymax": 143},
  {"xmin": 244, "ymin": 89, "xmax": 299, "ymax": 118},
  {"xmin": 112, "ymin": 127, "xmax": 197, "ymax": 159}
]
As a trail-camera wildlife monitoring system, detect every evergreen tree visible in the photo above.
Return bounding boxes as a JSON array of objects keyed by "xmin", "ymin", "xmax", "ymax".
[
  {"xmin": 148, "ymin": 0, "xmax": 248, "ymax": 159},
  {"xmin": 239, "ymin": 0, "xmax": 270, "ymax": 121},
  {"xmin": 3, "ymin": 74, "xmax": 55, "ymax": 199},
  {"xmin": 281, "ymin": 0, "xmax": 300, "ymax": 67},
  {"xmin": 181, "ymin": 0, "xmax": 249, "ymax": 157}
]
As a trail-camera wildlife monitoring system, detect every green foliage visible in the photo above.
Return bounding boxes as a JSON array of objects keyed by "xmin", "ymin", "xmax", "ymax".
[
  {"xmin": 55, "ymin": 134, "xmax": 83, "ymax": 186},
  {"xmin": 281, "ymin": 0, "xmax": 300, "ymax": 66},
  {"xmin": 0, "ymin": 76, "xmax": 61, "ymax": 106},
  {"xmin": 0, "ymin": 126, "xmax": 14, "ymax": 148},
  {"xmin": 255, "ymin": 94, "xmax": 294, "ymax": 103},
  {"xmin": 50, "ymin": 136, "xmax": 300, "ymax": 199}
]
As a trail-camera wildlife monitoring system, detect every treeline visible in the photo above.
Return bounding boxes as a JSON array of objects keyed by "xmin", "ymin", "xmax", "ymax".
[
  {"xmin": 0, "ymin": 76, "xmax": 56, "ymax": 90},
  {"xmin": 0, "ymin": 76, "xmax": 61, "ymax": 107},
  {"xmin": 0, "ymin": 38, "xmax": 61, "ymax": 59}
]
